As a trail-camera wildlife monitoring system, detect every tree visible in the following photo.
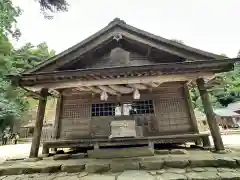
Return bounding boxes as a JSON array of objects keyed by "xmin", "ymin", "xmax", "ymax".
[
  {"xmin": 0, "ymin": 0, "xmax": 56, "ymax": 132},
  {"xmin": 0, "ymin": 0, "xmax": 21, "ymax": 38},
  {"xmin": 34, "ymin": 0, "xmax": 69, "ymax": 19},
  {"xmin": 0, "ymin": 37, "xmax": 55, "ymax": 131},
  {"xmin": 37, "ymin": 0, "xmax": 68, "ymax": 12}
]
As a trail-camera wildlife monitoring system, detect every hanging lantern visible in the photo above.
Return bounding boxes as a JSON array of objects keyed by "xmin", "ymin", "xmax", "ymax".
[
  {"xmin": 133, "ymin": 89, "xmax": 140, "ymax": 100},
  {"xmin": 100, "ymin": 91, "xmax": 108, "ymax": 101}
]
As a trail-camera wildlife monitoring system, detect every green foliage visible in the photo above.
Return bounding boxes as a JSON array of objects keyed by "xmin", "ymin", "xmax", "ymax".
[
  {"xmin": 0, "ymin": 0, "xmax": 21, "ymax": 38},
  {"xmin": 0, "ymin": 33, "xmax": 55, "ymax": 132},
  {"xmin": 192, "ymin": 59, "xmax": 240, "ymax": 111},
  {"xmin": 0, "ymin": 0, "xmax": 57, "ymax": 132}
]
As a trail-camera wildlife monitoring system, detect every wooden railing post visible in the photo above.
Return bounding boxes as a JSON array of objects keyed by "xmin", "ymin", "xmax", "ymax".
[
  {"xmin": 29, "ymin": 88, "xmax": 48, "ymax": 158},
  {"xmin": 196, "ymin": 78, "xmax": 224, "ymax": 151}
]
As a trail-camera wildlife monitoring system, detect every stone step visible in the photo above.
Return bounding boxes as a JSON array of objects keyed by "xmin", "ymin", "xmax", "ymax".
[
  {"xmin": 1, "ymin": 158, "xmax": 240, "ymax": 176},
  {"xmin": 87, "ymin": 147, "xmax": 154, "ymax": 159},
  {"xmin": 1, "ymin": 155, "xmax": 240, "ymax": 176}
]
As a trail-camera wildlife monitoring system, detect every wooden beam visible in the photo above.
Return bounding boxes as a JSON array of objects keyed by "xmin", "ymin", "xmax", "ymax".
[
  {"xmin": 128, "ymin": 84, "xmax": 148, "ymax": 90},
  {"xmin": 146, "ymin": 82, "xmax": 161, "ymax": 88},
  {"xmin": 75, "ymin": 86, "xmax": 91, "ymax": 91},
  {"xmin": 196, "ymin": 78, "xmax": 224, "ymax": 151},
  {"xmin": 48, "ymin": 89, "xmax": 60, "ymax": 98},
  {"xmin": 27, "ymin": 73, "xmax": 214, "ymax": 91},
  {"xmin": 29, "ymin": 88, "xmax": 48, "ymax": 158},
  {"xmin": 85, "ymin": 86, "xmax": 102, "ymax": 93},
  {"xmin": 108, "ymin": 85, "xmax": 133, "ymax": 94},
  {"xmin": 183, "ymin": 83, "xmax": 199, "ymax": 133},
  {"xmin": 99, "ymin": 85, "xmax": 119, "ymax": 95},
  {"xmin": 146, "ymin": 46, "xmax": 152, "ymax": 57}
]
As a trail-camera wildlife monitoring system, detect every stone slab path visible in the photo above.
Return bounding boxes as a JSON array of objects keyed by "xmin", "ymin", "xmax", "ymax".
[
  {"xmin": 1, "ymin": 150, "xmax": 240, "ymax": 179},
  {"xmin": 1, "ymin": 168, "xmax": 240, "ymax": 180}
]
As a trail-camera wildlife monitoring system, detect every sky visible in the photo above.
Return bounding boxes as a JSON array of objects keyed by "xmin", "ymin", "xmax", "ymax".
[{"xmin": 12, "ymin": 0, "xmax": 240, "ymax": 58}]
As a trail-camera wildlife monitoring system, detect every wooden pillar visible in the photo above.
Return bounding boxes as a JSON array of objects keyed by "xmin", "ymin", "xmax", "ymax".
[
  {"xmin": 29, "ymin": 88, "xmax": 48, "ymax": 158},
  {"xmin": 53, "ymin": 93, "xmax": 63, "ymax": 140},
  {"xmin": 183, "ymin": 83, "xmax": 199, "ymax": 133},
  {"xmin": 196, "ymin": 78, "xmax": 224, "ymax": 151},
  {"xmin": 51, "ymin": 93, "xmax": 63, "ymax": 153}
]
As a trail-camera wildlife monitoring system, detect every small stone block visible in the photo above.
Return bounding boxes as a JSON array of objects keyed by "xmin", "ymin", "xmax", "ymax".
[
  {"xmin": 159, "ymin": 173, "xmax": 187, "ymax": 180},
  {"xmin": 213, "ymin": 149, "xmax": 232, "ymax": 154},
  {"xmin": 166, "ymin": 168, "xmax": 186, "ymax": 174},
  {"xmin": 190, "ymin": 159, "xmax": 217, "ymax": 167},
  {"xmin": 1, "ymin": 167, "xmax": 24, "ymax": 175},
  {"xmin": 140, "ymin": 161, "xmax": 164, "ymax": 170},
  {"xmin": 110, "ymin": 162, "xmax": 139, "ymax": 172},
  {"xmin": 53, "ymin": 154, "xmax": 71, "ymax": 160},
  {"xmin": 191, "ymin": 168, "xmax": 206, "ymax": 172},
  {"xmin": 215, "ymin": 157, "xmax": 237, "ymax": 168},
  {"xmin": 88, "ymin": 147, "xmax": 154, "ymax": 159},
  {"xmin": 156, "ymin": 169, "xmax": 166, "ymax": 174},
  {"xmin": 81, "ymin": 174, "xmax": 115, "ymax": 180},
  {"xmin": 54, "ymin": 176, "xmax": 79, "ymax": 180},
  {"xmin": 165, "ymin": 160, "xmax": 189, "ymax": 168},
  {"xmin": 39, "ymin": 154, "xmax": 49, "ymax": 158},
  {"xmin": 61, "ymin": 164, "xmax": 85, "ymax": 173},
  {"xmin": 170, "ymin": 149, "xmax": 188, "ymax": 155},
  {"xmin": 85, "ymin": 163, "xmax": 109, "ymax": 173},
  {"xmin": 217, "ymin": 168, "xmax": 237, "ymax": 172},
  {"xmin": 41, "ymin": 165, "xmax": 61, "ymax": 173},
  {"xmin": 24, "ymin": 157, "xmax": 42, "ymax": 162},
  {"xmin": 186, "ymin": 172, "xmax": 221, "ymax": 180},
  {"xmin": 118, "ymin": 170, "xmax": 155, "ymax": 180},
  {"xmin": 218, "ymin": 172, "xmax": 240, "ymax": 180},
  {"xmin": 70, "ymin": 153, "xmax": 86, "ymax": 159},
  {"xmin": 204, "ymin": 167, "xmax": 218, "ymax": 172},
  {"xmin": 155, "ymin": 150, "xmax": 169, "ymax": 155}
]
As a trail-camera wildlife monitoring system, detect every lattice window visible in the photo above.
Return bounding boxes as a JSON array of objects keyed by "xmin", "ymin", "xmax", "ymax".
[
  {"xmin": 91, "ymin": 103, "xmax": 116, "ymax": 117},
  {"xmin": 131, "ymin": 100, "xmax": 154, "ymax": 115}
]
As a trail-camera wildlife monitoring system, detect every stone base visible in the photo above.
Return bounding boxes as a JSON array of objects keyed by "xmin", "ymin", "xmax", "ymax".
[
  {"xmin": 2, "ymin": 150, "xmax": 240, "ymax": 176},
  {"xmin": 88, "ymin": 147, "xmax": 154, "ymax": 159}
]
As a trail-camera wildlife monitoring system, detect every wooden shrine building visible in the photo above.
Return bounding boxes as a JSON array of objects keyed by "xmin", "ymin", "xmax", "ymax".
[{"xmin": 10, "ymin": 18, "xmax": 239, "ymax": 157}]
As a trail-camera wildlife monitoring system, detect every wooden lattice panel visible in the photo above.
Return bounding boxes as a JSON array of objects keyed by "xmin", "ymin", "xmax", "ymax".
[
  {"xmin": 60, "ymin": 96, "xmax": 91, "ymax": 139},
  {"xmin": 154, "ymin": 87, "xmax": 192, "ymax": 133}
]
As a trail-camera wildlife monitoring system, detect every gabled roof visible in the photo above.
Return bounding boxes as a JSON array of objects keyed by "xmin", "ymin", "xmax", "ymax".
[
  {"xmin": 214, "ymin": 108, "xmax": 240, "ymax": 117},
  {"xmin": 227, "ymin": 101, "xmax": 240, "ymax": 111},
  {"xmin": 24, "ymin": 18, "xmax": 224, "ymax": 74}
]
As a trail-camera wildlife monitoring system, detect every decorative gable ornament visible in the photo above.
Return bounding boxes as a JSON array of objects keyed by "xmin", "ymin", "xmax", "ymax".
[{"xmin": 113, "ymin": 33, "xmax": 122, "ymax": 42}]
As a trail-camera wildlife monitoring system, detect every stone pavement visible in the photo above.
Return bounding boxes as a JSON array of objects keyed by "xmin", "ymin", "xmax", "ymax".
[
  {"xmin": 1, "ymin": 150, "xmax": 240, "ymax": 179},
  {"xmin": 1, "ymin": 168, "xmax": 240, "ymax": 180}
]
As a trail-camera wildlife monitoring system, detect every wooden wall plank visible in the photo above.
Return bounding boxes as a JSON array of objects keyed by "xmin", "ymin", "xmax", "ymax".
[{"xmin": 59, "ymin": 82, "xmax": 193, "ymax": 139}]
